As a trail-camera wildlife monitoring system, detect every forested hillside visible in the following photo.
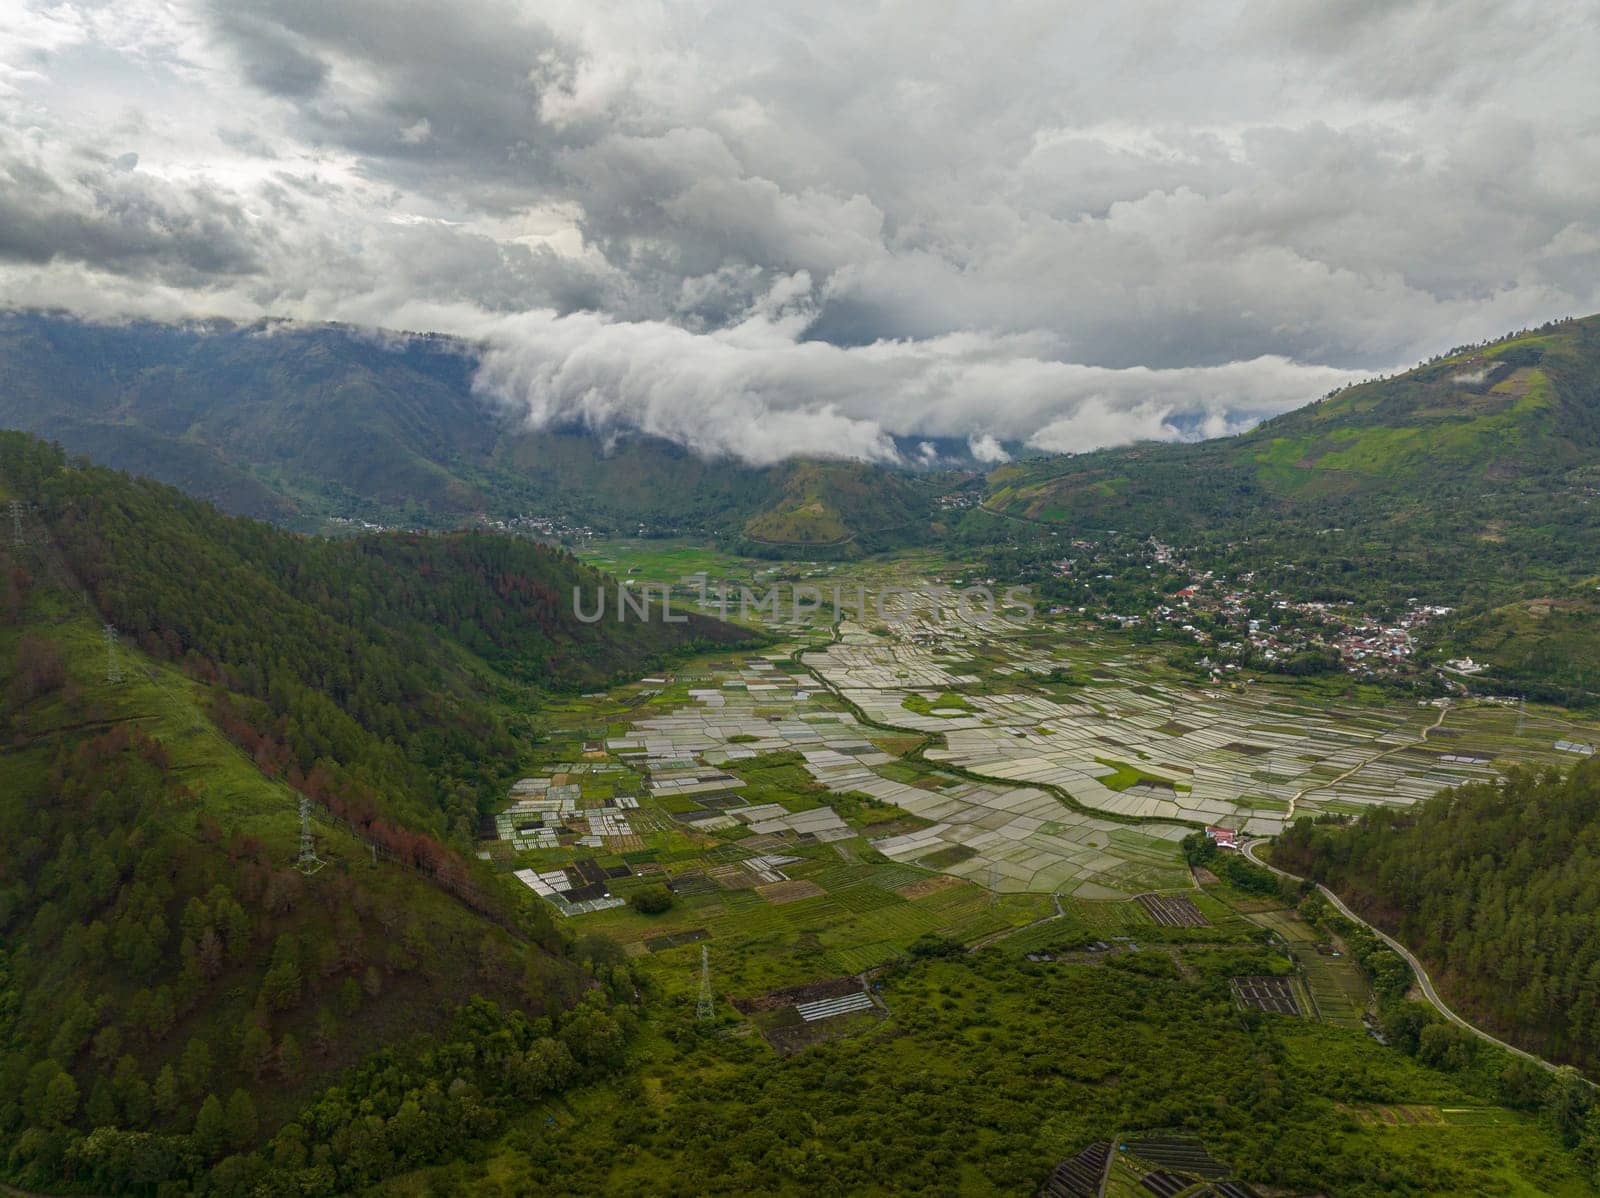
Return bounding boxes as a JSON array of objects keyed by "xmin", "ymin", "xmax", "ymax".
[
  {"xmin": 0, "ymin": 432, "xmax": 749, "ymax": 1192},
  {"xmin": 0, "ymin": 311, "xmax": 934, "ymax": 549},
  {"xmin": 984, "ymin": 315, "xmax": 1600, "ymax": 563},
  {"xmin": 1272, "ymin": 759, "xmax": 1600, "ymax": 1074},
  {"xmin": 970, "ymin": 316, "xmax": 1600, "ymax": 699},
  {"xmin": 1, "ymin": 432, "xmax": 748, "ymax": 842}
]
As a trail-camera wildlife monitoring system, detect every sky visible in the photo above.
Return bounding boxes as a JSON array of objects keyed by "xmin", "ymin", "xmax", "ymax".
[{"xmin": 3, "ymin": 0, "xmax": 1598, "ymax": 466}]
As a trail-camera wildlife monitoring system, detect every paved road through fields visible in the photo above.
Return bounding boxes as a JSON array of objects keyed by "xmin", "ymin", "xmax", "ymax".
[{"xmin": 1241, "ymin": 838, "xmax": 1570, "ymax": 1077}]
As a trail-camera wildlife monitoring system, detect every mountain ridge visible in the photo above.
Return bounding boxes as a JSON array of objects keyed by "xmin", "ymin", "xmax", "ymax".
[{"xmin": 0, "ymin": 311, "xmax": 936, "ymax": 551}]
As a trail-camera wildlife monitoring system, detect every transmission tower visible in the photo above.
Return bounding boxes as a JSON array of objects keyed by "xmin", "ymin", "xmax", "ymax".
[
  {"xmin": 695, "ymin": 944, "xmax": 714, "ymax": 1021},
  {"xmin": 9, "ymin": 500, "xmax": 22, "ymax": 547},
  {"xmin": 1516, "ymin": 696, "xmax": 1527, "ymax": 737},
  {"xmin": 102, "ymin": 624, "xmax": 123, "ymax": 684},
  {"xmin": 296, "ymin": 795, "xmax": 326, "ymax": 875}
]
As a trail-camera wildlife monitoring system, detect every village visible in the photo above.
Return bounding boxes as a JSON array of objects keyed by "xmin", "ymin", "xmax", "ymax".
[{"xmin": 1047, "ymin": 537, "xmax": 1453, "ymax": 681}]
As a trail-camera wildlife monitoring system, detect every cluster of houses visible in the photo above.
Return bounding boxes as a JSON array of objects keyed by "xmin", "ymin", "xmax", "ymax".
[{"xmin": 1049, "ymin": 537, "xmax": 1456, "ymax": 681}]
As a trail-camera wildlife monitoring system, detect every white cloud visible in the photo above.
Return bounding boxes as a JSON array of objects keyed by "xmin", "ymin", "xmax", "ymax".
[
  {"xmin": 1, "ymin": 0, "xmax": 1597, "ymax": 461},
  {"xmin": 967, "ymin": 434, "xmax": 1011, "ymax": 464},
  {"xmin": 471, "ymin": 303, "xmax": 1362, "ymax": 463}
]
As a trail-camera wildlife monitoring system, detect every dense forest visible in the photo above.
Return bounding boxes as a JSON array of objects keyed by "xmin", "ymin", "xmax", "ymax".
[
  {"xmin": 0, "ymin": 429, "xmax": 754, "ymax": 1192},
  {"xmin": 1273, "ymin": 759, "xmax": 1600, "ymax": 1074},
  {"xmin": 1, "ymin": 431, "xmax": 751, "ymax": 849}
]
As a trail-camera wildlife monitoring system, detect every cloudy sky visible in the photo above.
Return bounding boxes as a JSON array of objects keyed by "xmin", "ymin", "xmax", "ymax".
[{"xmin": 3, "ymin": 1, "xmax": 1598, "ymax": 464}]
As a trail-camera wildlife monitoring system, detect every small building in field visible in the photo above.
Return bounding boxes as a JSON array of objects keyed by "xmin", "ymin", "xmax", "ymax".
[{"xmin": 1205, "ymin": 825, "xmax": 1239, "ymax": 850}]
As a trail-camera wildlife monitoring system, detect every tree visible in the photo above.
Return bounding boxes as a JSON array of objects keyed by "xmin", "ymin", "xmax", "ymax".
[
  {"xmin": 92, "ymin": 1024, "xmax": 123, "ymax": 1065},
  {"xmin": 224, "ymin": 1089, "xmax": 258, "ymax": 1151},
  {"xmin": 193, "ymin": 1093, "xmax": 225, "ymax": 1156},
  {"xmin": 42, "ymin": 1071, "xmax": 79, "ymax": 1127},
  {"xmin": 312, "ymin": 1006, "xmax": 338, "ymax": 1057},
  {"xmin": 86, "ymin": 1078, "xmax": 118, "ymax": 1128},
  {"xmin": 197, "ymin": 927, "xmax": 225, "ymax": 980},
  {"xmin": 6, "ymin": 632, "xmax": 66, "ymax": 706},
  {"xmin": 113, "ymin": 1055, "xmax": 152, "ymax": 1126},
  {"xmin": 278, "ymin": 1032, "xmax": 303, "ymax": 1081},
  {"xmin": 152, "ymin": 1065, "xmax": 179, "ymax": 1118},
  {"xmin": 237, "ymin": 1023, "xmax": 273, "ymax": 1080},
  {"xmin": 179, "ymin": 1037, "xmax": 212, "ymax": 1097},
  {"xmin": 629, "ymin": 885, "xmax": 674, "ymax": 915}
]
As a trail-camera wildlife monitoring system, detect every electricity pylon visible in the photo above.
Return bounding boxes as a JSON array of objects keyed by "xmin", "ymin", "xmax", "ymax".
[
  {"xmin": 103, "ymin": 624, "xmax": 123, "ymax": 684},
  {"xmin": 696, "ymin": 944, "xmax": 714, "ymax": 1021},
  {"xmin": 296, "ymin": 795, "xmax": 326, "ymax": 874}
]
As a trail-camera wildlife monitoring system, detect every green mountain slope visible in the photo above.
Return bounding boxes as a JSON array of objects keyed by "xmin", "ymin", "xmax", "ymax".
[
  {"xmin": 0, "ymin": 432, "xmax": 750, "ymax": 1192},
  {"xmin": 740, "ymin": 461, "xmax": 926, "ymax": 549},
  {"xmin": 1272, "ymin": 759, "xmax": 1600, "ymax": 1074},
  {"xmin": 976, "ymin": 316, "xmax": 1600, "ymax": 698},
  {"xmin": 0, "ymin": 311, "xmax": 932, "ymax": 547},
  {"xmin": 984, "ymin": 315, "xmax": 1600, "ymax": 560}
]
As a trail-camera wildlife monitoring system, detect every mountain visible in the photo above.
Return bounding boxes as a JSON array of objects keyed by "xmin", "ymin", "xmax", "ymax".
[
  {"xmin": 976, "ymin": 316, "xmax": 1600, "ymax": 696},
  {"xmin": 0, "ymin": 431, "xmax": 750, "ymax": 1191},
  {"xmin": 0, "ymin": 310, "xmax": 934, "ymax": 552},
  {"xmin": 740, "ymin": 460, "xmax": 927, "ymax": 550},
  {"xmin": 982, "ymin": 315, "xmax": 1600, "ymax": 584}
]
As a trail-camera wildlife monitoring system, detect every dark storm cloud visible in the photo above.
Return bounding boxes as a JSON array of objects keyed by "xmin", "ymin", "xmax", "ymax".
[
  {"xmin": 208, "ymin": 6, "xmax": 328, "ymax": 99},
  {"xmin": 0, "ymin": 137, "xmax": 265, "ymax": 281},
  {"xmin": 2, "ymin": 0, "xmax": 1597, "ymax": 460}
]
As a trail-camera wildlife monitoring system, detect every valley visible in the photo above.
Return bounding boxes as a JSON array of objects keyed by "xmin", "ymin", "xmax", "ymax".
[
  {"xmin": 7, "ymin": 7, "xmax": 1599, "ymax": 1192},
  {"xmin": 5, "ymin": 316, "xmax": 1600, "ymax": 1193}
]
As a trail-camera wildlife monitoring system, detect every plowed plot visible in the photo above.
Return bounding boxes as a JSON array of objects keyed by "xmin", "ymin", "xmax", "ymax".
[
  {"xmin": 733, "ymin": 976, "xmax": 863, "ymax": 1014},
  {"xmin": 896, "ymin": 874, "xmax": 962, "ymax": 900},
  {"xmin": 666, "ymin": 871, "xmax": 718, "ymax": 895},
  {"xmin": 1222, "ymin": 742, "xmax": 1268, "ymax": 757},
  {"xmin": 709, "ymin": 864, "xmax": 760, "ymax": 890},
  {"xmin": 1141, "ymin": 1170, "xmax": 1190, "ymax": 1197},
  {"xmin": 1039, "ymin": 1140, "xmax": 1111, "ymax": 1198},
  {"xmin": 1230, "ymin": 975, "xmax": 1299, "ymax": 1015},
  {"xmin": 1123, "ymin": 1135, "xmax": 1227, "ymax": 1179},
  {"xmin": 1336, "ymin": 1103, "xmax": 1446, "ymax": 1126},
  {"xmin": 758, "ymin": 879, "xmax": 826, "ymax": 904},
  {"xmin": 1137, "ymin": 893, "xmax": 1210, "ymax": 927},
  {"xmin": 734, "ymin": 977, "xmax": 883, "ymax": 1053},
  {"xmin": 643, "ymin": 928, "xmax": 710, "ymax": 953}
]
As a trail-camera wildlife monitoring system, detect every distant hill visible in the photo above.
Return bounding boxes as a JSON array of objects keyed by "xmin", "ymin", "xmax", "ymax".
[
  {"xmin": 0, "ymin": 311, "xmax": 934, "ymax": 551},
  {"xmin": 0, "ymin": 431, "xmax": 749, "ymax": 1189},
  {"xmin": 981, "ymin": 316, "xmax": 1600, "ymax": 602},
  {"xmin": 987, "ymin": 316, "xmax": 1600, "ymax": 525},
  {"xmin": 740, "ymin": 461, "xmax": 926, "ymax": 550}
]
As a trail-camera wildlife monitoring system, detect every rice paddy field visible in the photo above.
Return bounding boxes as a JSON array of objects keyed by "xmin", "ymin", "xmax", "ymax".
[{"xmin": 370, "ymin": 545, "xmax": 1600, "ymax": 1197}]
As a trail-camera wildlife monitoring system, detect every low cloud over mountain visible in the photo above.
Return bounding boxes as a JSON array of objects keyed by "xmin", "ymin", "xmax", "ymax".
[{"xmin": 3, "ymin": 0, "xmax": 1597, "ymax": 460}]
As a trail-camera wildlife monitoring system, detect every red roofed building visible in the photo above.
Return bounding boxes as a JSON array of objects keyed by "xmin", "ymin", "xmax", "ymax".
[{"xmin": 1205, "ymin": 825, "xmax": 1239, "ymax": 849}]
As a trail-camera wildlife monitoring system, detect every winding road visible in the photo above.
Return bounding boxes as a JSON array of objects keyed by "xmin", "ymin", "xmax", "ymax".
[
  {"xmin": 1241, "ymin": 838, "xmax": 1570, "ymax": 1077},
  {"xmin": 1284, "ymin": 701, "xmax": 1452, "ymax": 820}
]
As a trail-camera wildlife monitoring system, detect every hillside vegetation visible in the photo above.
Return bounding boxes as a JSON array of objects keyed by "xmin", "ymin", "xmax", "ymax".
[
  {"xmin": 739, "ymin": 461, "xmax": 926, "ymax": 550},
  {"xmin": 0, "ymin": 432, "xmax": 748, "ymax": 1192},
  {"xmin": 0, "ymin": 311, "xmax": 932, "ymax": 547},
  {"xmin": 1273, "ymin": 759, "xmax": 1600, "ymax": 1075},
  {"xmin": 974, "ymin": 316, "xmax": 1600, "ymax": 698}
]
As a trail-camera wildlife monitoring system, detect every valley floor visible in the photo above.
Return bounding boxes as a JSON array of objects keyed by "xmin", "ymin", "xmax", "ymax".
[{"xmin": 431, "ymin": 542, "xmax": 1600, "ymax": 1195}]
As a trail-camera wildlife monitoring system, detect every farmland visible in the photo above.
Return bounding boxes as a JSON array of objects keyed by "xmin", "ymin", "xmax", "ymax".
[{"xmin": 432, "ymin": 542, "xmax": 1600, "ymax": 1195}]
